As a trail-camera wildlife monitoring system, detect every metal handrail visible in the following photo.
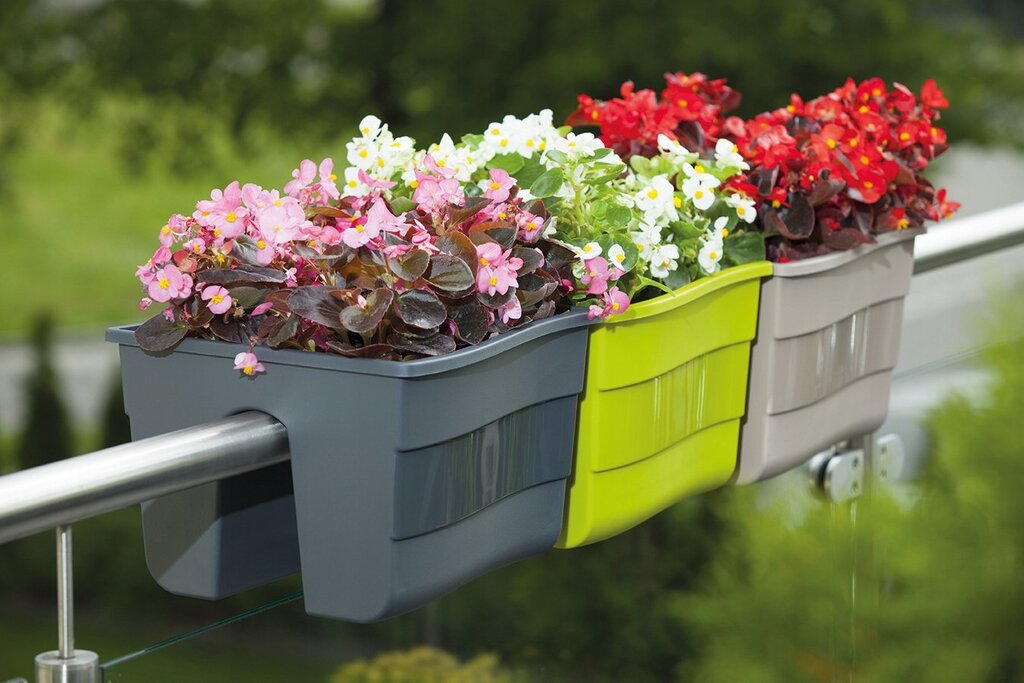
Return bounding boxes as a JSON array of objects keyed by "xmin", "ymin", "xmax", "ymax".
[
  {"xmin": 913, "ymin": 201, "xmax": 1024, "ymax": 273},
  {"xmin": 0, "ymin": 412, "xmax": 288, "ymax": 545}
]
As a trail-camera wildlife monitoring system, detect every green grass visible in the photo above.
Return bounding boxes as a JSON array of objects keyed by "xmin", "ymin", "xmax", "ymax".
[{"xmin": 0, "ymin": 97, "xmax": 336, "ymax": 338}]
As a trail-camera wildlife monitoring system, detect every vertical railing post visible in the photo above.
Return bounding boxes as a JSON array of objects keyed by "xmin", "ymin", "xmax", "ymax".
[{"xmin": 34, "ymin": 525, "xmax": 98, "ymax": 683}]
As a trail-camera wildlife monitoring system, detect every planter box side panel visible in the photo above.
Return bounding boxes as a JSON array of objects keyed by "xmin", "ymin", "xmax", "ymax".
[
  {"xmin": 305, "ymin": 479, "xmax": 566, "ymax": 622},
  {"xmin": 559, "ymin": 274, "xmax": 765, "ymax": 549},
  {"xmin": 291, "ymin": 326, "xmax": 589, "ymax": 622},
  {"xmin": 118, "ymin": 345, "xmax": 302, "ymax": 599},
  {"xmin": 558, "ymin": 419, "xmax": 739, "ymax": 548},
  {"xmin": 393, "ymin": 396, "xmax": 577, "ymax": 540},
  {"xmin": 735, "ymin": 239, "xmax": 916, "ymax": 485}
]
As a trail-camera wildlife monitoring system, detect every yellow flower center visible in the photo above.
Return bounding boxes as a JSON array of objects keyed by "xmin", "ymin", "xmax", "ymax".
[
  {"xmin": 498, "ymin": 212, "xmax": 507, "ymax": 220},
  {"xmin": 709, "ymin": 251, "xmax": 718, "ymax": 260},
  {"xmin": 329, "ymin": 173, "xmax": 338, "ymax": 181},
  {"xmin": 359, "ymin": 149, "xmax": 368, "ymax": 158},
  {"xmin": 361, "ymin": 126, "xmax": 371, "ymax": 134},
  {"xmin": 377, "ymin": 158, "xmax": 385, "ymax": 168},
  {"xmin": 899, "ymin": 132, "xmax": 911, "ymax": 141},
  {"xmin": 673, "ymin": 197, "xmax": 682, "ymax": 208},
  {"xmin": 210, "ymin": 294, "xmax": 223, "ymax": 305},
  {"xmin": 859, "ymin": 105, "xmax": 869, "ymax": 114},
  {"xmin": 583, "ymin": 244, "xmax": 593, "ymax": 253},
  {"xmin": 737, "ymin": 206, "xmax": 746, "ymax": 215},
  {"xmin": 872, "ymin": 87, "xmax": 881, "ymax": 97},
  {"xmin": 722, "ymin": 228, "xmax": 729, "ymax": 237},
  {"xmin": 695, "ymin": 190, "xmax": 704, "ymax": 199},
  {"xmin": 590, "ymin": 110, "xmax": 599, "ymax": 121},
  {"xmin": 355, "ymin": 225, "xmax": 364, "ymax": 233},
  {"xmin": 410, "ymin": 180, "xmax": 419, "ymax": 189},
  {"xmin": 863, "ymin": 181, "xmax": 874, "ymax": 189},
  {"xmin": 614, "ymin": 252, "xmax": 624, "ymax": 262},
  {"xmin": 647, "ymin": 188, "xmax": 659, "ymax": 199},
  {"xmin": 489, "ymin": 127, "xmax": 501, "ymax": 136},
  {"xmin": 786, "ymin": 104, "xmax": 796, "ymax": 113},
  {"xmin": 348, "ymin": 180, "xmax": 358, "ymax": 188},
  {"xmin": 732, "ymin": 144, "xmax": 739, "ymax": 153},
  {"xmin": 256, "ymin": 239, "xmax": 267, "ymax": 248},
  {"xmin": 226, "ymin": 212, "xmax": 237, "ymax": 223},
  {"xmin": 192, "ymin": 243, "xmax": 201, "ymax": 253},
  {"xmin": 849, "ymin": 138, "xmax": 859, "ymax": 147},
  {"xmin": 661, "ymin": 260, "xmax": 671, "ymax": 267},
  {"xmin": 161, "ymin": 225, "xmax": 170, "ymax": 235},
  {"xmin": 500, "ymin": 139, "xmax": 509, "ymax": 148},
  {"xmin": 771, "ymin": 200, "xmax": 782, "ymax": 209},
  {"xmin": 479, "ymin": 258, "xmax": 489, "ymax": 266},
  {"xmin": 897, "ymin": 217, "xmax": 910, "ymax": 229},
  {"xmin": 213, "ymin": 229, "xmax": 221, "ymax": 237},
  {"xmin": 201, "ymin": 211, "xmax": 210, "ymax": 217},
  {"xmin": 436, "ymin": 159, "xmax": 446, "ymax": 167},
  {"xmin": 158, "ymin": 278, "xmax": 170, "ymax": 290},
  {"xmin": 636, "ymin": 243, "xmax": 645, "ymax": 252},
  {"xmin": 611, "ymin": 302, "xmax": 620, "ymax": 311},
  {"xmin": 489, "ymin": 275, "xmax": 498, "ymax": 286},
  {"xmin": 243, "ymin": 366, "xmax": 255, "ymax": 376},
  {"xmin": 538, "ymin": 140, "xmax": 546, "ymax": 150},
  {"xmin": 526, "ymin": 222, "xmax": 537, "ymax": 231},
  {"xmin": 860, "ymin": 155, "xmax": 870, "ymax": 165},
  {"xmin": 694, "ymin": 164, "xmax": 705, "ymax": 174},
  {"xmin": 490, "ymin": 181, "xmax": 501, "ymax": 190},
  {"xmin": 526, "ymin": 139, "xmax": 535, "ymax": 148},
  {"xmin": 826, "ymin": 139, "xmax": 837, "ymax": 149}
]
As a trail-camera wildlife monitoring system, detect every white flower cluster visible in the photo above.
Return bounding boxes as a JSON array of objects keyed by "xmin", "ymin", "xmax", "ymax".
[
  {"xmin": 477, "ymin": 109, "xmax": 561, "ymax": 161},
  {"xmin": 343, "ymin": 115, "xmax": 417, "ymax": 197}
]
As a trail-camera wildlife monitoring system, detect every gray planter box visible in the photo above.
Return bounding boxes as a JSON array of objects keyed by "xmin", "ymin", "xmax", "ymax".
[
  {"xmin": 107, "ymin": 309, "xmax": 591, "ymax": 622},
  {"xmin": 734, "ymin": 231, "xmax": 919, "ymax": 484}
]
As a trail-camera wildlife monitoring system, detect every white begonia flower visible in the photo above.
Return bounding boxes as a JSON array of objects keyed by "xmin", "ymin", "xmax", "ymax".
[
  {"xmin": 725, "ymin": 193, "xmax": 757, "ymax": 223},
  {"xmin": 480, "ymin": 115, "xmax": 523, "ymax": 158},
  {"xmin": 649, "ymin": 244, "xmax": 681, "ymax": 279},
  {"xmin": 555, "ymin": 131, "xmax": 605, "ymax": 157},
  {"xmin": 714, "ymin": 138, "xmax": 750, "ymax": 170},
  {"xmin": 634, "ymin": 175, "xmax": 680, "ymax": 225},
  {"xmin": 657, "ymin": 134, "xmax": 696, "ymax": 165},
  {"xmin": 346, "ymin": 137, "xmax": 380, "ymax": 170},
  {"xmin": 699, "ymin": 237, "xmax": 724, "ymax": 274},
  {"xmin": 607, "ymin": 244, "xmax": 627, "ymax": 270},
  {"xmin": 681, "ymin": 175, "xmax": 717, "ymax": 211},
  {"xmin": 711, "ymin": 216, "xmax": 730, "ymax": 242},
  {"xmin": 631, "ymin": 219, "xmax": 663, "ymax": 262},
  {"xmin": 542, "ymin": 216, "xmax": 558, "ymax": 238},
  {"xmin": 572, "ymin": 241, "xmax": 603, "ymax": 262},
  {"xmin": 358, "ymin": 115, "xmax": 383, "ymax": 138},
  {"xmin": 341, "ymin": 167, "xmax": 369, "ymax": 197}
]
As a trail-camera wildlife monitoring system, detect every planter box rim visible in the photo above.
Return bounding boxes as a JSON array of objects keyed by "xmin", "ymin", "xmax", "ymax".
[
  {"xmin": 601, "ymin": 261, "xmax": 771, "ymax": 324},
  {"xmin": 771, "ymin": 228, "xmax": 923, "ymax": 278},
  {"xmin": 107, "ymin": 308, "xmax": 592, "ymax": 379}
]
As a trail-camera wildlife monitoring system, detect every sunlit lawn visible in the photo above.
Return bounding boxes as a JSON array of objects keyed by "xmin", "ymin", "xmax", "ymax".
[{"xmin": 1, "ymin": 98, "xmax": 334, "ymax": 338}]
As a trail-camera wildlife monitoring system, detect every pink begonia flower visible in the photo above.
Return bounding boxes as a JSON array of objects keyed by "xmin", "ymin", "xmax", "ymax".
[
  {"xmin": 516, "ymin": 211, "xmax": 544, "ymax": 243},
  {"xmin": 152, "ymin": 246, "xmax": 172, "ymax": 265},
  {"xmin": 233, "ymin": 351, "xmax": 265, "ymax": 377},
  {"xmin": 201, "ymin": 285, "xmax": 233, "ymax": 314},
  {"xmin": 483, "ymin": 168, "xmax": 515, "ymax": 203},
  {"xmin": 413, "ymin": 174, "xmax": 465, "ymax": 215},
  {"xmin": 587, "ymin": 286, "xmax": 632, "ymax": 320},
  {"xmin": 158, "ymin": 223, "xmax": 174, "ymax": 247},
  {"xmin": 138, "ymin": 297, "xmax": 152, "ymax": 310},
  {"xmin": 343, "ymin": 197, "xmax": 404, "ymax": 249},
  {"xmin": 499, "ymin": 295, "xmax": 522, "ymax": 324},
  {"xmin": 136, "ymin": 263, "xmax": 156, "ymax": 286},
  {"xmin": 162, "ymin": 308, "xmax": 176, "ymax": 322},
  {"xmin": 251, "ymin": 301, "xmax": 274, "ymax": 316},
  {"xmin": 580, "ymin": 256, "xmax": 614, "ymax": 295},
  {"xmin": 168, "ymin": 213, "xmax": 189, "ymax": 233},
  {"xmin": 183, "ymin": 238, "xmax": 206, "ymax": 255},
  {"xmin": 241, "ymin": 184, "xmax": 282, "ymax": 212},
  {"xmin": 284, "ymin": 159, "xmax": 317, "ymax": 197},
  {"xmin": 284, "ymin": 267, "xmax": 298, "ymax": 287},
  {"xmin": 358, "ymin": 168, "xmax": 397, "ymax": 191},
  {"xmin": 253, "ymin": 199, "xmax": 304, "ymax": 264},
  {"xmin": 475, "ymin": 242, "xmax": 523, "ymax": 296},
  {"xmin": 422, "ymin": 154, "xmax": 456, "ymax": 178},
  {"xmin": 194, "ymin": 181, "xmax": 245, "ymax": 238},
  {"xmin": 318, "ymin": 158, "xmax": 340, "ymax": 200},
  {"xmin": 148, "ymin": 264, "xmax": 192, "ymax": 303}
]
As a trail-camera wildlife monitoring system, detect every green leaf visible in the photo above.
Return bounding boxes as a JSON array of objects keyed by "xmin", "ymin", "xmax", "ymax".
[
  {"xmin": 514, "ymin": 159, "xmax": 547, "ymax": 187},
  {"xmin": 487, "ymin": 154, "xmax": 524, "ymax": 174},
  {"xmin": 447, "ymin": 196, "xmax": 492, "ymax": 226},
  {"xmin": 670, "ymin": 220, "xmax": 706, "ymax": 240},
  {"xmin": 426, "ymin": 254, "xmax": 475, "ymax": 293},
  {"xmin": 664, "ymin": 268, "xmax": 692, "ymax": 291},
  {"xmin": 530, "ymin": 168, "xmax": 564, "ymax": 199},
  {"xmin": 590, "ymin": 147, "xmax": 613, "ymax": 160},
  {"xmin": 134, "ymin": 313, "xmax": 187, "ymax": 353},
  {"xmin": 605, "ymin": 203, "xmax": 632, "ymax": 227},
  {"xmin": 629, "ymin": 156, "xmax": 655, "ymax": 178},
  {"xmin": 587, "ymin": 164, "xmax": 627, "ymax": 185},
  {"xmin": 388, "ymin": 196, "xmax": 417, "ymax": 215},
  {"xmin": 227, "ymin": 286, "xmax": 268, "ymax": 309},
  {"xmin": 339, "ymin": 288, "xmax": 394, "ymax": 334},
  {"xmin": 724, "ymin": 231, "xmax": 767, "ymax": 266},
  {"xmin": 544, "ymin": 149, "xmax": 569, "ymax": 165},
  {"xmin": 394, "ymin": 289, "xmax": 447, "ymax": 329},
  {"xmin": 435, "ymin": 231, "xmax": 479, "ymax": 272}
]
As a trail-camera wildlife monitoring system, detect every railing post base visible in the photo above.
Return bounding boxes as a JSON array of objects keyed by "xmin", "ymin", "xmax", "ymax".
[{"xmin": 34, "ymin": 650, "xmax": 98, "ymax": 683}]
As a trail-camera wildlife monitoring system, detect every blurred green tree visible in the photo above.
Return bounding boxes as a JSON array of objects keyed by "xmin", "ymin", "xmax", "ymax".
[
  {"xmin": 99, "ymin": 369, "xmax": 132, "ymax": 449},
  {"xmin": 16, "ymin": 313, "xmax": 73, "ymax": 470}
]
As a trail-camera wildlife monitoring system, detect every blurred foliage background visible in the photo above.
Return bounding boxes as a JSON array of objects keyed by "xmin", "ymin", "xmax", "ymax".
[{"xmin": 1, "ymin": 0, "xmax": 1023, "ymax": 680}]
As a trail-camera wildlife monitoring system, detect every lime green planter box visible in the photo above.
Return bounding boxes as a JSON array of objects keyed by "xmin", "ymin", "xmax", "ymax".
[{"xmin": 557, "ymin": 262, "xmax": 772, "ymax": 548}]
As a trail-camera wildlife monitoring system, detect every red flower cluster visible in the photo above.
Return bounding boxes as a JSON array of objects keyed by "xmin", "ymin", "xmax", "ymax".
[
  {"xmin": 566, "ymin": 72, "xmax": 741, "ymax": 159},
  {"xmin": 725, "ymin": 77, "xmax": 960, "ymax": 260}
]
